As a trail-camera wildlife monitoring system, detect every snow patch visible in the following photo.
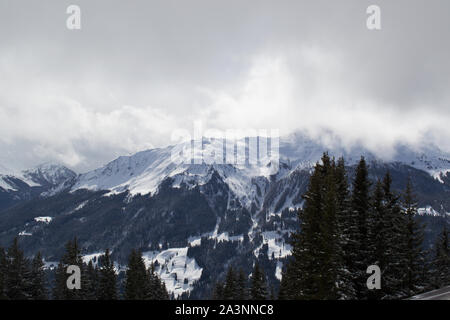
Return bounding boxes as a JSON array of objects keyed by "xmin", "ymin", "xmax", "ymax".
[
  {"xmin": 254, "ymin": 231, "xmax": 292, "ymax": 259},
  {"xmin": 275, "ymin": 261, "xmax": 283, "ymax": 281},
  {"xmin": 82, "ymin": 252, "xmax": 104, "ymax": 266},
  {"xmin": 142, "ymin": 248, "xmax": 202, "ymax": 298},
  {"xmin": 0, "ymin": 176, "xmax": 17, "ymax": 191},
  {"xmin": 66, "ymin": 200, "xmax": 89, "ymax": 214},
  {"xmin": 432, "ymin": 169, "xmax": 450, "ymax": 184},
  {"xmin": 43, "ymin": 260, "xmax": 58, "ymax": 270},
  {"xmin": 34, "ymin": 216, "xmax": 53, "ymax": 224},
  {"xmin": 188, "ymin": 218, "xmax": 244, "ymax": 247},
  {"xmin": 418, "ymin": 206, "xmax": 443, "ymax": 217}
]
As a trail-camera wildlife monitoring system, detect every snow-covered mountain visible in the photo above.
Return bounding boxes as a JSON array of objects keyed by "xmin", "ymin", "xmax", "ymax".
[
  {"xmin": 71, "ymin": 139, "xmax": 277, "ymax": 210},
  {"xmin": 0, "ymin": 163, "xmax": 76, "ymax": 191},
  {"xmin": 0, "ymin": 163, "xmax": 77, "ymax": 211},
  {"xmin": 281, "ymin": 132, "xmax": 450, "ymax": 175},
  {"xmin": 0, "ymin": 133, "xmax": 449, "ymax": 298},
  {"xmin": 70, "ymin": 133, "xmax": 450, "ymax": 212},
  {"xmin": 22, "ymin": 163, "xmax": 77, "ymax": 187},
  {"xmin": 72, "ymin": 147, "xmax": 179, "ymax": 196}
]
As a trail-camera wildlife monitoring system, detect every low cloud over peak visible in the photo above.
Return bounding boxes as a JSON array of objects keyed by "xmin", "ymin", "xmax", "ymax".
[{"xmin": 1, "ymin": 0, "xmax": 449, "ymax": 171}]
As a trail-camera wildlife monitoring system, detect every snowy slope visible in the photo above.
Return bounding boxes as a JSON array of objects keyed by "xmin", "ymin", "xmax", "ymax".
[
  {"xmin": 71, "ymin": 139, "xmax": 275, "ymax": 209},
  {"xmin": 70, "ymin": 133, "xmax": 450, "ymax": 212},
  {"xmin": 72, "ymin": 147, "xmax": 179, "ymax": 196},
  {"xmin": 281, "ymin": 132, "xmax": 450, "ymax": 180},
  {"xmin": 22, "ymin": 163, "xmax": 77, "ymax": 186},
  {"xmin": 0, "ymin": 164, "xmax": 18, "ymax": 191},
  {"xmin": 0, "ymin": 176, "xmax": 17, "ymax": 191},
  {"xmin": 391, "ymin": 144, "xmax": 450, "ymax": 183},
  {"xmin": 0, "ymin": 163, "xmax": 76, "ymax": 192},
  {"xmin": 142, "ymin": 248, "xmax": 202, "ymax": 298}
]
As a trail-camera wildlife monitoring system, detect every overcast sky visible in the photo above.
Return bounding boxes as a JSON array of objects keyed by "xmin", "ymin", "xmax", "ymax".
[{"xmin": 1, "ymin": 0, "xmax": 450, "ymax": 172}]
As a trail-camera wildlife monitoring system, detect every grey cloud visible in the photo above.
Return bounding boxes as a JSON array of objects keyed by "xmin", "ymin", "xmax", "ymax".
[{"xmin": 0, "ymin": 0, "xmax": 449, "ymax": 171}]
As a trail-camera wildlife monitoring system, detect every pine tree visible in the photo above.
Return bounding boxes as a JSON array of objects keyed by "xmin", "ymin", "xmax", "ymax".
[
  {"xmin": 402, "ymin": 178, "xmax": 426, "ymax": 297},
  {"xmin": 334, "ymin": 157, "xmax": 357, "ymax": 299},
  {"xmin": 350, "ymin": 157, "xmax": 371, "ymax": 299},
  {"xmin": 222, "ymin": 266, "xmax": 236, "ymax": 300},
  {"xmin": 430, "ymin": 227, "xmax": 450, "ymax": 288},
  {"xmin": 124, "ymin": 249, "xmax": 150, "ymax": 300},
  {"xmin": 367, "ymin": 180, "xmax": 385, "ymax": 300},
  {"xmin": 52, "ymin": 238, "xmax": 85, "ymax": 300},
  {"xmin": 0, "ymin": 247, "xmax": 7, "ymax": 299},
  {"xmin": 212, "ymin": 281, "xmax": 225, "ymax": 299},
  {"xmin": 278, "ymin": 262, "xmax": 295, "ymax": 299},
  {"xmin": 269, "ymin": 286, "xmax": 276, "ymax": 300},
  {"xmin": 289, "ymin": 155, "xmax": 330, "ymax": 299},
  {"xmin": 97, "ymin": 249, "xmax": 118, "ymax": 300},
  {"xmin": 320, "ymin": 156, "xmax": 339, "ymax": 299},
  {"xmin": 380, "ymin": 172, "xmax": 408, "ymax": 299},
  {"xmin": 250, "ymin": 263, "xmax": 267, "ymax": 300},
  {"xmin": 53, "ymin": 263, "xmax": 68, "ymax": 299},
  {"xmin": 235, "ymin": 269, "xmax": 248, "ymax": 300},
  {"xmin": 160, "ymin": 282, "xmax": 170, "ymax": 300},
  {"xmin": 147, "ymin": 263, "xmax": 169, "ymax": 300},
  {"xmin": 29, "ymin": 252, "xmax": 47, "ymax": 299},
  {"xmin": 286, "ymin": 153, "xmax": 344, "ymax": 299},
  {"xmin": 5, "ymin": 238, "xmax": 31, "ymax": 299},
  {"xmin": 83, "ymin": 261, "xmax": 98, "ymax": 299}
]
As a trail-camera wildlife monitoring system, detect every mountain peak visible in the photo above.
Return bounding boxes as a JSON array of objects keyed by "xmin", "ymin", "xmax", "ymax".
[{"xmin": 22, "ymin": 162, "xmax": 77, "ymax": 186}]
